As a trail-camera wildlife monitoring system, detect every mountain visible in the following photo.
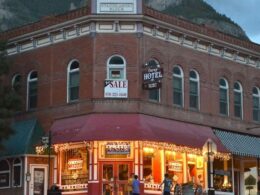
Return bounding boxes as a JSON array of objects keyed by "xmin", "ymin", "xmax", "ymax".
[{"xmin": 0, "ymin": 0, "xmax": 249, "ymax": 41}]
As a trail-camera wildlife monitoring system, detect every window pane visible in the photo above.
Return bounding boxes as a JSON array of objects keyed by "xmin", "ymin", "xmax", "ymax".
[
  {"xmin": 13, "ymin": 166, "xmax": 21, "ymax": 186},
  {"xmin": 109, "ymin": 68, "xmax": 124, "ymax": 79},
  {"xmin": 70, "ymin": 87, "xmax": 79, "ymax": 101},
  {"xmin": 70, "ymin": 72, "xmax": 79, "ymax": 87},
  {"xmin": 149, "ymin": 89, "xmax": 159, "ymax": 101},
  {"xmin": 110, "ymin": 56, "xmax": 124, "ymax": 64},
  {"xmin": 253, "ymin": 97, "xmax": 260, "ymax": 121},
  {"xmin": 29, "ymin": 81, "xmax": 37, "ymax": 109},
  {"xmin": 173, "ymin": 77, "xmax": 182, "ymax": 106},
  {"xmin": 118, "ymin": 164, "xmax": 128, "ymax": 180}
]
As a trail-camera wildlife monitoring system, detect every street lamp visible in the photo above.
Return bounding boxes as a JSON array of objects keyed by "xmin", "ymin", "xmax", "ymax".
[
  {"xmin": 42, "ymin": 130, "xmax": 51, "ymax": 190},
  {"xmin": 203, "ymin": 139, "xmax": 217, "ymax": 195}
]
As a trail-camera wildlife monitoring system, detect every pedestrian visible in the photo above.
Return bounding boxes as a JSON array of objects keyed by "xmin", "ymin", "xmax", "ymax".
[
  {"xmin": 128, "ymin": 173, "xmax": 134, "ymax": 195},
  {"xmin": 159, "ymin": 173, "xmax": 173, "ymax": 195},
  {"xmin": 132, "ymin": 175, "xmax": 140, "ymax": 195}
]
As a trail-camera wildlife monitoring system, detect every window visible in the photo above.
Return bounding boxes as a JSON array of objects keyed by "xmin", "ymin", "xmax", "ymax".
[
  {"xmin": 67, "ymin": 60, "xmax": 80, "ymax": 102},
  {"xmin": 219, "ymin": 78, "xmax": 229, "ymax": 116},
  {"xmin": 234, "ymin": 82, "xmax": 243, "ymax": 119},
  {"xmin": 107, "ymin": 55, "xmax": 126, "ymax": 80},
  {"xmin": 0, "ymin": 160, "xmax": 10, "ymax": 188},
  {"xmin": 147, "ymin": 59, "xmax": 160, "ymax": 102},
  {"xmin": 27, "ymin": 71, "xmax": 38, "ymax": 110},
  {"xmin": 12, "ymin": 74, "xmax": 22, "ymax": 93},
  {"xmin": 173, "ymin": 66, "xmax": 184, "ymax": 107},
  {"xmin": 253, "ymin": 87, "xmax": 260, "ymax": 122},
  {"xmin": 189, "ymin": 70, "xmax": 199, "ymax": 110},
  {"xmin": 12, "ymin": 158, "xmax": 22, "ymax": 187}
]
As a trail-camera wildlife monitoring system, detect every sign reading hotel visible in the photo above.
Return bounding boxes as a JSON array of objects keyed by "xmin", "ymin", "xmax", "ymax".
[
  {"xmin": 97, "ymin": 0, "xmax": 137, "ymax": 14},
  {"xmin": 104, "ymin": 80, "xmax": 128, "ymax": 98},
  {"xmin": 106, "ymin": 142, "xmax": 131, "ymax": 155},
  {"xmin": 68, "ymin": 159, "xmax": 83, "ymax": 170},
  {"xmin": 142, "ymin": 64, "xmax": 163, "ymax": 90}
]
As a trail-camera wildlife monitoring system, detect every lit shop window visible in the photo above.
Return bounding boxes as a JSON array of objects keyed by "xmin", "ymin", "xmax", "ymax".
[
  {"xmin": 107, "ymin": 55, "xmax": 126, "ymax": 80},
  {"xmin": 61, "ymin": 148, "xmax": 88, "ymax": 191},
  {"xmin": 234, "ymin": 82, "xmax": 243, "ymax": 119},
  {"xmin": 189, "ymin": 70, "xmax": 200, "ymax": 110},
  {"xmin": 173, "ymin": 66, "xmax": 184, "ymax": 107},
  {"xmin": 12, "ymin": 158, "xmax": 22, "ymax": 187},
  {"xmin": 219, "ymin": 78, "xmax": 229, "ymax": 116},
  {"xmin": 0, "ymin": 160, "xmax": 10, "ymax": 188},
  {"xmin": 253, "ymin": 87, "xmax": 260, "ymax": 122},
  {"xmin": 67, "ymin": 60, "xmax": 80, "ymax": 102},
  {"xmin": 213, "ymin": 159, "xmax": 233, "ymax": 192},
  {"xmin": 27, "ymin": 70, "xmax": 38, "ymax": 110}
]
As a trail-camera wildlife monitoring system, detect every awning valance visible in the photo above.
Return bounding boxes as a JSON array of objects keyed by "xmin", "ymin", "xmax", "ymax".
[
  {"xmin": 214, "ymin": 129, "xmax": 260, "ymax": 158},
  {"xmin": 0, "ymin": 119, "xmax": 44, "ymax": 158},
  {"xmin": 51, "ymin": 113, "xmax": 227, "ymax": 152}
]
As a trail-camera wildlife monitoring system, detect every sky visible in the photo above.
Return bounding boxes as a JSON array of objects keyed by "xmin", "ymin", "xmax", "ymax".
[{"xmin": 204, "ymin": 0, "xmax": 260, "ymax": 45}]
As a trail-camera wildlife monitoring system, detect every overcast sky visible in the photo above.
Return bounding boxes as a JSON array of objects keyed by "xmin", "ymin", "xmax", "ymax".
[{"xmin": 204, "ymin": 0, "xmax": 260, "ymax": 45}]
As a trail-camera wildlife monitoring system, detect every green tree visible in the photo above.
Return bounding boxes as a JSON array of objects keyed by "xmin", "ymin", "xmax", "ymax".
[{"xmin": 0, "ymin": 41, "xmax": 22, "ymax": 149}]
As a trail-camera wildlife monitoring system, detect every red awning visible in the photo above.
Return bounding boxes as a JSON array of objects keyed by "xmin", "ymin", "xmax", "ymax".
[{"xmin": 51, "ymin": 113, "xmax": 227, "ymax": 152}]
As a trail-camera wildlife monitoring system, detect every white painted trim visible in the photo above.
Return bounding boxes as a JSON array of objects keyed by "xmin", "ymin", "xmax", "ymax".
[
  {"xmin": 29, "ymin": 164, "xmax": 48, "ymax": 195},
  {"xmin": 24, "ymin": 156, "xmax": 28, "ymax": 195},
  {"xmin": 62, "ymin": 190, "xmax": 88, "ymax": 194}
]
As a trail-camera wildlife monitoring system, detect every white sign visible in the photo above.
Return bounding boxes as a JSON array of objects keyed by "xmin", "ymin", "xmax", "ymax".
[
  {"xmin": 168, "ymin": 161, "xmax": 183, "ymax": 172},
  {"xmin": 104, "ymin": 80, "xmax": 128, "ymax": 98},
  {"xmin": 106, "ymin": 142, "xmax": 131, "ymax": 155},
  {"xmin": 68, "ymin": 159, "xmax": 83, "ymax": 170},
  {"xmin": 97, "ymin": 0, "xmax": 137, "ymax": 14}
]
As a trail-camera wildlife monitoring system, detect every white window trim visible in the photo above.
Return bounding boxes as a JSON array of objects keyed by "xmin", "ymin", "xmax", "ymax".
[
  {"xmin": 12, "ymin": 158, "xmax": 22, "ymax": 188},
  {"xmin": 173, "ymin": 65, "xmax": 184, "ymax": 107},
  {"xmin": 106, "ymin": 55, "xmax": 126, "ymax": 80},
  {"xmin": 0, "ymin": 160, "xmax": 11, "ymax": 189},
  {"xmin": 219, "ymin": 78, "xmax": 229, "ymax": 116},
  {"xmin": 11, "ymin": 74, "xmax": 21, "ymax": 90},
  {"xmin": 26, "ymin": 70, "xmax": 38, "ymax": 110},
  {"xmin": 234, "ymin": 82, "xmax": 243, "ymax": 119},
  {"xmin": 189, "ymin": 69, "xmax": 200, "ymax": 110},
  {"xmin": 67, "ymin": 59, "xmax": 80, "ymax": 103}
]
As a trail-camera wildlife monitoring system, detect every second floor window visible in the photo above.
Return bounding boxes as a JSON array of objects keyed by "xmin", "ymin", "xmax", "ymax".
[
  {"xmin": 67, "ymin": 60, "xmax": 80, "ymax": 102},
  {"xmin": 27, "ymin": 71, "xmax": 38, "ymax": 110},
  {"xmin": 173, "ymin": 66, "xmax": 184, "ymax": 107},
  {"xmin": 107, "ymin": 55, "xmax": 126, "ymax": 80},
  {"xmin": 253, "ymin": 87, "xmax": 260, "ymax": 122},
  {"xmin": 219, "ymin": 78, "xmax": 229, "ymax": 116},
  {"xmin": 12, "ymin": 74, "xmax": 22, "ymax": 93},
  {"xmin": 234, "ymin": 82, "xmax": 243, "ymax": 119},
  {"xmin": 189, "ymin": 70, "xmax": 199, "ymax": 110}
]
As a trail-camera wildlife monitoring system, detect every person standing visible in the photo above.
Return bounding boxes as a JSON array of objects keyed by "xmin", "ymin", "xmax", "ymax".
[
  {"xmin": 128, "ymin": 173, "xmax": 134, "ymax": 195},
  {"xmin": 132, "ymin": 175, "xmax": 140, "ymax": 195},
  {"xmin": 159, "ymin": 173, "xmax": 173, "ymax": 195}
]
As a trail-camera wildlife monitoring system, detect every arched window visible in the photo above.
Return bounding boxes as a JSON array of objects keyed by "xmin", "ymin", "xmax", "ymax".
[
  {"xmin": 12, "ymin": 74, "xmax": 22, "ymax": 93},
  {"xmin": 107, "ymin": 55, "xmax": 126, "ymax": 80},
  {"xmin": 253, "ymin": 87, "xmax": 260, "ymax": 121},
  {"xmin": 173, "ymin": 66, "xmax": 184, "ymax": 107},
  {"xmin": 27, "ymin": 71, "xmax": 38, "ymax": 110},
  {"xmin": 147, "ymin": 59, "xmax": 160, "ymax": 102},
  {"xmin": 12, "ymin": 158, "xmax": 22, "ymax": 187},
  {"xmin": 234, "ymin": 82, "xmax": 243, "ymax": 119},
  {"xmin": 219, "ymin": 78, "xmax": 229, "ymax": 116},
  {"xmin": 0, "ymin": 160, "xmax": 10, "ymax": 188},
  {"xmin": 189, "ymin": 70, "xmax": 199, "ymax": 110},
  {"xmin": 67, "ymin": 60, "xmax": 80, "ymax": 102}
]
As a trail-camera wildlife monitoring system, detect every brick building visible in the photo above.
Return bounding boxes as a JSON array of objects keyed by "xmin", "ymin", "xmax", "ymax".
[{"xmin": 0, "ymin": 1, "xmax": 260, "ymax": 195}]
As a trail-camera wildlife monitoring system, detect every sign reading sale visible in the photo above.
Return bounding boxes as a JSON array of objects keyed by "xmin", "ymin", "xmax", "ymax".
[{"xmin": 104, "ymin": 80, "xmax": 128, "ymax": 98}]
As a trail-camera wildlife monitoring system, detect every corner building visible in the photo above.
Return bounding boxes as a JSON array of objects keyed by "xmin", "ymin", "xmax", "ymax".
[{"xmin": 1, "ymin": 1, "xmax": 260, "ymax": 195}]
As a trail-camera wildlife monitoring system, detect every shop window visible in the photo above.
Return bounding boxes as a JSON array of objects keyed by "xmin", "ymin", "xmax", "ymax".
[
  {"xmin": 234, "ymin": 82, "xmax": 243, "ymax": 119},
  {"xmin": 27, "ymin": 70, "xmax": 38, "ymax": 110},
  {"xmin": 12, "ymin": 158, "xmax": 22, "ymax": 187},
  {"xmin": 0, "ymin": 160, "xmax": 10, "ymax": 188},
  {"xmin": 219, "ymin": 78, "xmax": 229, "ymax": 116},
  {"xmin": 67, "ymin": 60, "xmax": 80, "ymax": 102},
  {"xmin": 189, "ymin": 70, "xmax": 199, "ymax": 110},
  {"xmin": 173, "ymin": 66, "xmax": 184, "ymax": 107},
  {"xmin": 107, "ymin": 55, "xmax": 126, "ymax": 80},
  {"xmin": 12, "ymin": 74, "xmax": 22, "ymax": 93},
  {"xmin": 61, "ymin": 147, "xmax": 88, "ymax": 191},
  {"xmin": 213, "ymin": 159, "xmax": 233, "ymax": 192},
  {"xmin": 253, "ymin": 87, "xmax": 260, "ymax": 122}
]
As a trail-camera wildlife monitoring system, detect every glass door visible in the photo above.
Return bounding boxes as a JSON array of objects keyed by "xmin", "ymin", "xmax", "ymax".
[
  {"xmin": 29, "ymin": 165, "xmax": 48, "ymax": 195},
  {"xmin": 100, "ymin": 162, "xmax": 132, "ymax": 195}
]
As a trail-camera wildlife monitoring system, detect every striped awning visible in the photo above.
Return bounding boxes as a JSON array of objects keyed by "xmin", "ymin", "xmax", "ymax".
[{"xmin": 214, "ymin": 129, "xmax": 260, "ymax": 158}]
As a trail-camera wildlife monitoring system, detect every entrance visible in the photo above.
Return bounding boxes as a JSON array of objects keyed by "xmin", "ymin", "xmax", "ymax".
[
  {"xmin": 100, "ymin": 161, "xmax": 133, "ymax": 195},
  {"xmin": 29, "ymin": 165, "xmax": 48, "ymax": 195}
]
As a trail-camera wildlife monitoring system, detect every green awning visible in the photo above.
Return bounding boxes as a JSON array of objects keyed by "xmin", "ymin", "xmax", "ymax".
[
  {"xmin": 0, "ymin": 119, "xmax": 44, "ymax": 157},
  {"xmin": 214, "ymin": 129, "xmax": 260, "ymax": 158}
]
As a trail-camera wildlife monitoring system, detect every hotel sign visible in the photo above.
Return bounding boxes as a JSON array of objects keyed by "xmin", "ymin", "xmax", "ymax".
[
  {"xmin": 142, "ymin": 66, "xmax": 163, "ymax": 90},
  {"xmin": 104, "ymin": 80, "xmax": 128, "ymax": 98},
  {"xmin": 97, "ymin": 0, "xmax": 137, "ymax": 14},
  {"xmin": 106, "ymin": 142, "xmax": 131, "ymax": 155}
]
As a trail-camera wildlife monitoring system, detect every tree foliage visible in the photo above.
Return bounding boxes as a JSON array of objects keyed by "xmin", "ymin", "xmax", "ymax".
[{"xmin": 0, "ymin": 41, "xmax": 22, "ymax": 149}]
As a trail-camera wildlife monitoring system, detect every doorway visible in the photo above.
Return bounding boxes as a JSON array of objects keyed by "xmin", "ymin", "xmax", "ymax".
[
  {"xmin": 29, "ymin": 165, "xmax": 48, "ymax": 195},
  {"xmin": 100, "ymin": 161, "xmax": 133, "ymax": 195}
]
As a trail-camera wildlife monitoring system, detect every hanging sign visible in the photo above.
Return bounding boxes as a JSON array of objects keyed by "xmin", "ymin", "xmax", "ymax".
[
  {"xmin": 142, "ymin": 64, "xmax": 163, "ymax": 90},
  {"xmin": 68, "ymin": 159, "xmax": 83, "ymax": 170},
  {"xmin": 105, "ymin": 141, "xmax": 131, "ymax": 155},
  {"xmin": 104, "ymin": 80, "xmax": 128, "ymax": 98}
]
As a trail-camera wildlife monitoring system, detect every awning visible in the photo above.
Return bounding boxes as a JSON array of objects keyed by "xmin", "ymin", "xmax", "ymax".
[
  {"xmin": 214, "ymin": 129, "xmax": 260, "ymax": 158},
  {"xmin": 51, "ymin": 113, "xmax": 227, "ymax": 152},
  {"xmin": 0, "ymin": 119, "xmax": 44, "ymax": 157}
]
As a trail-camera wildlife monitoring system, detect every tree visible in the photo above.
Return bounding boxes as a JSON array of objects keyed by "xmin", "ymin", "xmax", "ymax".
[{"xmin": 0, "ymin": 41, "xmax": 22, "ymax": 149}]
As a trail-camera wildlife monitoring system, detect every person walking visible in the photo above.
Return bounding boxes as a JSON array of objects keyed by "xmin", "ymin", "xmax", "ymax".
[
  {"xmin": 159, "ymin": 173, "xmax": 173, "ymax": 195},
  {"xmin": 132, "ymin": 175, "xmax": 140, "ymax": 195}
]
